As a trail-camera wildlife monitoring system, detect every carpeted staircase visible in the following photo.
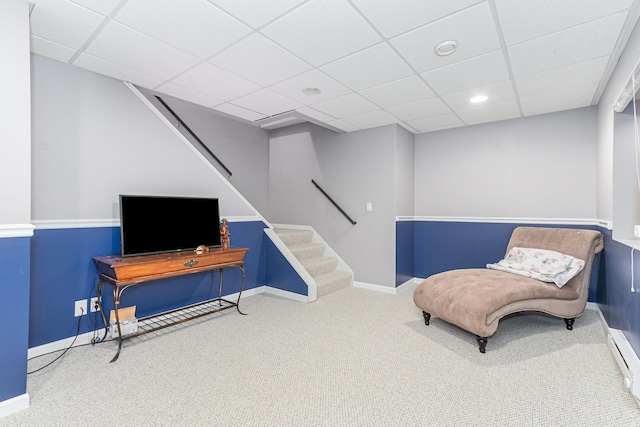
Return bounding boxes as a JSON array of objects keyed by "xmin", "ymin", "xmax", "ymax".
[{"xmin": 274, "ymin": 228, "xmax": 352, "ymax": 297}]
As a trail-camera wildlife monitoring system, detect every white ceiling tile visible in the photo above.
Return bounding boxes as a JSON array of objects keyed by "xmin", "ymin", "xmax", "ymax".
[
  {"xmin": 73, "ymin": 53, "xmax": 165, "ymax": 89},
  {"xmin": 311, "ymin": 93, "xmax": 379, "ymax": 118},
  {"xmin": 85, "ymin": 22, "xmax": 201, "ymax": 80},
  {"xmin": 231, "ymin": 89, "xmax": 303, "ymax": 116},
  {"xmin": 342, "ymin": 110, "xmax": 399, "ymax": 130},
  {"xmin": 360, "ymin": 75, "xmax": 435, "ymax": 108},
  {"xmin": 351, "ymin": 0, "xmax": 483, "ymax": 38},
  {"xmin": 262, "ymin": 0, "xmax": 381, "ymax": 66},
  {"xmin": 114, "ymin": 0, "xmax": 251, "ymax": 59},
  {"xmin": 30, "ymin": 0, "xmax": 105, "ymax": 49},
  {"xmin": 509, "ymin": 12, "xmax": 628, "ymax": 77},
  {"xmin": 457, "ymin": 101, "xmax": 521, "ymax": 125},
  {"xmin": 69, "ymin": 0, "xmax": 122, "ymax": 16},
  {"xmin": 515, "ymin": 56, "xmax": 609, "ymax": 99},
  {"xmin": 268, "ymin": 69, "xmax": 351, "ymax": 104},
  {"xmin": 441, "ymin": 80, "xmax": 516, "ymax": 112},
  {"xmin": 210, "ymin": 33, "xmax": 311, "ymax": 86},
  {"xmin": 213, "ymin": 103, "xmax": 267, "ymax": 122},
  {"xmin": 320, "ymin": 43, "xmax": 414, "ymax": 91},
  {"xmin": 168, "ymin": 62, "xmax": 261, "ymax": 100},
  {"xmin": 326, "ymin": 119, "xmax": 361, "ymax": 132},
  {"xmin": 388, "ymin": 97, "xmax": 451, "ymax": 121},
  {"xmin": 495, "ymin": 0, "xmax": 634, "ymax": 46},
  {"xmin": 30, "ymin": 36, "xmax": 76, "ymax": 63},
  {"xmin": 153, "ymin": 82, "xmax": 224, "ymax": 109},
  {"xmin": 407, "ymin": 113, "xmax": 464, "ymax": 133},
  {"xmin": 391, "ymin": 2, "xmax": 500, "ymax": 73},
  {"xmin": 421, "ymin": 50, "xmax": 510, "ymax": 96},
  {"xmin": 209, "ymin": 0, "xmax": 306, "ymax": 28},
  {"xmin": 520, "ymin": 84, "xmax": 598, "ymax": 116},
  {"xmin": 26, "ymin": 0, "xmax": 640, "ymax": 134}
]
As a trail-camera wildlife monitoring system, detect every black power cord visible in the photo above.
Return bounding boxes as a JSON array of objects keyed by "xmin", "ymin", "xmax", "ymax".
[{"xmin": 27, "ymin": 307, "xmax": 84, "ymax": 375}]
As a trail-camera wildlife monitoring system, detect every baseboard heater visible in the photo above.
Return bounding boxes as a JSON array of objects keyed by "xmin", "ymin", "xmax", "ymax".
[{"xmin": 606, "ymin": 328, "xmax": 640, "ymax": 404}]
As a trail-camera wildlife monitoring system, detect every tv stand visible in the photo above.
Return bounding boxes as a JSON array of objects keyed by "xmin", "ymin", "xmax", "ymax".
[{"xmin": 93, "ymin": 247, "xmax": 248, "ymax": 362}]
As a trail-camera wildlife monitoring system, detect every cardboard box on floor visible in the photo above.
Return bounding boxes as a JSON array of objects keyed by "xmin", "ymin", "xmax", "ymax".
[{"xmin": 109, "ymin": 305, "xmax": 138, "ymax": 337}]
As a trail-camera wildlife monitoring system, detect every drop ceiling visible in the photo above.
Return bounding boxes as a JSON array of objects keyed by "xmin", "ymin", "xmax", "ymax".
[{"xmin": 28, "ymin": 0, "xmax": 640, "ymax": 134}]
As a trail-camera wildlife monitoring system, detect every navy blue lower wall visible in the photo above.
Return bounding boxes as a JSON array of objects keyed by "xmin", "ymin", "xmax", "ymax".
[
  {"xmin": 264, "ymin": 237, "xmax": 308, "ymax": 296},
  {"xmin": 395, "ymin": 221, "xmax": 414, "ymax": 286},
  {"xmin": 409, "ymin": 221, "xmax": 600, "ymax": 302},
  {"xmin": 29, "ymin": 221, "xmax": 269, "ymax": 348},
  {"xmin": 597, "ymin": 227, "xmax": 640, "ymax": 358},
  {"xmin": 0, "ymin": 236, "xmax": 30, "ymax": 402}
]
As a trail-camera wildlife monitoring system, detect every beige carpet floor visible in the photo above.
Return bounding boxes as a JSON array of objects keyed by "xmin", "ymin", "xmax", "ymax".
[{"xmin": 2, "ymin": 283, "xmax": 639, "ymax": 426}]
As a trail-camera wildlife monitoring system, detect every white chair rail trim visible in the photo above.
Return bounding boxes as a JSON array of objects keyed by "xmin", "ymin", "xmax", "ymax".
[{"xmin": 0, "ymin": 224, "xmax": 35, "ymax": 238}]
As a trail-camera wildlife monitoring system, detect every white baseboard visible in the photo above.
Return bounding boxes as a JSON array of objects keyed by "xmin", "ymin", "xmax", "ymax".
[
  {"xmin": 0, "ymin": 393, "xmax": 29, "ymax": 419},
  {"xmin": 28, "ymin": 329, "xmax": 103, "ymax": 359},
  {"xmin": 263, "ymin": 286, "xmax": 310, "ymax": 303},
  {"xmin": 353, "ymin": 277, "xmax": 421, "ymax": 295},
  {"xmin": 28, "ymin": 286, "xmax": 308, "ymax": 359},
  {"xmin": 353, "ymin": 281, "xmax": 397, "ymax": 294}
]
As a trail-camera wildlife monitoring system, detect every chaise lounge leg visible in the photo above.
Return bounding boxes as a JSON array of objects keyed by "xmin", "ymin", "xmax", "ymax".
[
  {"xmin": 422, "ymin": 311, "xmax": 431, "ymax": 325},
  {"xmin": 476, "ymin": 336, "xmax": 488, "ymax": 353},
  {"xmin": 564, "ymin": 318, "xmax": 575, "ymax": 330}
]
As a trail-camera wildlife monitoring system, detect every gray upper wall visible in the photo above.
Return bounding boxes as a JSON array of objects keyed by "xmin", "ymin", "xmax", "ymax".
[
  {"xmin": 31, "ymin": 54, "xmax": 260, "ymax": 221},
  {"xmin": 138, "ymin": 89, "xmax": 270, "ymax": 216},
  {"xmin": 414, "ymin": 107, "xmax": 597, "ymax": 219},
  {"xmin": 269, "ymin": 123, "xmax": 398, "ymax": 286},
  {"xmin": 31, "ymin": 50, "xmax": 600, "ymax": 287},
  {"xmin": 395, "ymin": 126, "xmax": 415, "ymax": 217},
  {"xmin": 1, "ymin": 0, "xmax": 30, "ymax": 226}
]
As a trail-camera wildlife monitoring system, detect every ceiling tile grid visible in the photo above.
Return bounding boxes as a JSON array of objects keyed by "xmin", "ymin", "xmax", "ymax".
[
  {"xmin": 27, "ymin": 0, "xmax": 640, "ymax": 134},
  {"xmin": 113, "ymin": 0, "xmax": 252, "ymax": 59}
]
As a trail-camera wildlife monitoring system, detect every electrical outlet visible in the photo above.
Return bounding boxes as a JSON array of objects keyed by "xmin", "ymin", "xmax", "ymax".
[
  {"xmin": 75, "ymin": 299, "xmax": 87, "ymax": 317},
  {"xmin": 90, "ymin": 297, "xmax": 100, "ymax": 313}
]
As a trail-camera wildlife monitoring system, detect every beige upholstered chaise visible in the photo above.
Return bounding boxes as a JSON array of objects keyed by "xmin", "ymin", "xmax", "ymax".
[{"xmin": 413, "ymin": 227, "xmax": 604, "ymax": 353}]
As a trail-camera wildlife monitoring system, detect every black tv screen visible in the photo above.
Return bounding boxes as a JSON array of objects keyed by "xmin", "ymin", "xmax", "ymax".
[{"xmin": 119, "ymin": 195, "xmax": 221, "ymax": 257}]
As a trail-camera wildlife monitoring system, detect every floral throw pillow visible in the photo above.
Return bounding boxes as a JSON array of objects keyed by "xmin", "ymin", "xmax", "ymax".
[{"xmin": 486, "ymin": 247, "xmax": 585, "ymax": 288}]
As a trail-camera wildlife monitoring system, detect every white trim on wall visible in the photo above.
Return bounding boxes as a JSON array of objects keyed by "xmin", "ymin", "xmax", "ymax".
[
  {"xmin": 353, "ymin": 278, "xmax": 416, "ymax": 294},
  {"xmin": 397, "ymin": 216, "xmax": 598, "ymax": 225},
  {"xmin": 0, "ymin": 393, "xmax": 29, "ymax": 420},
  {"xmin": 31, "ymin": 216, "xmax": 264, "ymax": 230},
  {"xmin": 0, "ymin": 224, "xmax": 34, "ymax": 238},
  {"xmin": 32, "ymin": 219, "xmax": 119, "ymax": 229}
]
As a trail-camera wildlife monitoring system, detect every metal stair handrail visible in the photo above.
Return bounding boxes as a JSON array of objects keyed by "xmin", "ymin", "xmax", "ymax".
[{"xmin": 311, "ymin": 179, "xmax": 357, "ymax": 225}]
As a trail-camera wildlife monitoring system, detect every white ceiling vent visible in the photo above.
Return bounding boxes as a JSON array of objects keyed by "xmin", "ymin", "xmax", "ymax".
[{"xmin": 254, "ymin": 110, "xmax": 344, "ymax": 133}]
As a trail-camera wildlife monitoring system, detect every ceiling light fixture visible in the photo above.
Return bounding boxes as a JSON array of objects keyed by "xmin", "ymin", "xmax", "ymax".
[
  {"xmin": 435, "ymin": 40, "xmax": 458, "ymax": 56},
  {"xmin": 470, "ymin": 95, "xmax": 488, "ymax": 104},
  {"xmin": 302, "ymin": 87, "xmax": 322, "ymax": 96}
]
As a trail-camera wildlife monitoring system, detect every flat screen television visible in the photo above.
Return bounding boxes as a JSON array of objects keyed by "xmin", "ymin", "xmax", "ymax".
[{"xmin": 119, "ymin": 195, "xmax": 221, "ymax": 257}]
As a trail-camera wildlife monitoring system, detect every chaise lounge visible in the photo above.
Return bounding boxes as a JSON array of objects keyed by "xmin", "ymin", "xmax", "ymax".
[{"xmin": 413, "ymin": 227, "xmax": 604, "ymax": 353}]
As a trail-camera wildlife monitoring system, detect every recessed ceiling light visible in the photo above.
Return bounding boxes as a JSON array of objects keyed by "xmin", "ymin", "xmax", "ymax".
[
  {"xmin": 302, "ymin": 87, "xmax": 322, "ymax": 96},
  {"xmin": 435, "ymin": 40, "xmax": 458, "ymax": 56},
  {"xmin": 470, "ymin": 95, "xmax": 488, "ymax": 104}
]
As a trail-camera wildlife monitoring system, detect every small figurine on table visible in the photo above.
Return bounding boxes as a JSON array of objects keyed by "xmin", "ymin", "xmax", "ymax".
[{"xmin": 220, "ymin": 218, "xmax": 230, "ymax": 250}]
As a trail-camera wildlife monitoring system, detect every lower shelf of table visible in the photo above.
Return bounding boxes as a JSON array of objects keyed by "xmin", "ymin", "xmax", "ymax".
[{"xmin": 115, "ymin": 297, "xmax": 241, "ymax": 341}]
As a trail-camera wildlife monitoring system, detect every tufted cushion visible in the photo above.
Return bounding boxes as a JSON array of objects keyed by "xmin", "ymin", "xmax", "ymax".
[{"xmin": 413, "ymin": 269, "xmax": 578, "ymax": 337}]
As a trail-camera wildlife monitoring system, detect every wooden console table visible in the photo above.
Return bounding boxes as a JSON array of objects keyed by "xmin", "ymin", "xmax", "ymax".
[{"xmin": 93, "ymin": 247, "xmax": 248, "ymax": 362}]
